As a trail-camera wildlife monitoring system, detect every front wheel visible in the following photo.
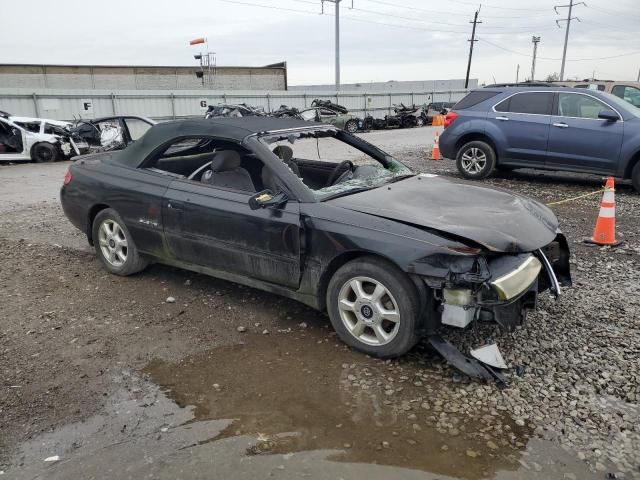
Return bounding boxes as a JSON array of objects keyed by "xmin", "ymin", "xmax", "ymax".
[
  {"xmin": 32, "ymin": 143, "xmax": 58, "ymax": 163},
  {"xmin": 327, "ymin": 257, "xmax": 420, "ymax": 358},
  {"xmin": 456, "ymin": 140, "xmax": 496, "ymax": 179},
  {"xmin": 344, "ymin": 119, "xmax": 359, "ymax": 133},
  {"xmin": 416, "ymin": 117, "xmax": 425, "ymax": 127},
  {"xmin": 92, "ymin": 208, "xmax": 148, "ymax": 276}
]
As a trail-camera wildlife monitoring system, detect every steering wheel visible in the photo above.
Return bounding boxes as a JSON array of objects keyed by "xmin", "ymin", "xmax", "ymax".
[
  {"xmin": 188, "ymin": 160, "xmax": 213, "ymax": 181},
  {"xmin": 326, "ymin": 160, "xmax": 354, "ymax": 187}
]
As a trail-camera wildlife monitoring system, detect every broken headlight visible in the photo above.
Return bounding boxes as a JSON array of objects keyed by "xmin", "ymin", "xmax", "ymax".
[{"xmin": 490, "ymin": 255, "xmax": 541, "ymax": 301}]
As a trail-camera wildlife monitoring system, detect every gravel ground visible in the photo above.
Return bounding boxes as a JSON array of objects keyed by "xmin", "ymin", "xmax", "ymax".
[{"xmin": 1, "ymin": 134, "xmax": 639, "ymax": 479}]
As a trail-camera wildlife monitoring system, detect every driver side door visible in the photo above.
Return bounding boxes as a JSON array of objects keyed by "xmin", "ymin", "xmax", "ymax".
[{"xmin": 160, "ymin": 137, "xmax": 303, "ymax": 289}]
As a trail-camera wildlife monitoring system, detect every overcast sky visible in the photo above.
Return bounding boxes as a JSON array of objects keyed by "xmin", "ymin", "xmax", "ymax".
[{"xmin": 1, "ymin": 0, "xmax": 638, "ymax": 86}]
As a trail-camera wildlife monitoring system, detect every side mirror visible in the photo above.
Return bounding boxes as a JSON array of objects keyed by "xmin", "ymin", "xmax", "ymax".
[
  {"xmin": 598, "ymin": 109, "xmax": 619, "ymax": 122},
  {"xmin": 248, "ymin": 190, "xmax": 288, "ymax": 210}
]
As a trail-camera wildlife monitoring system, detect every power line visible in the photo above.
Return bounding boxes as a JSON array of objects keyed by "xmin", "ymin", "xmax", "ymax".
[
  {"xmin": 446, "ymin": 0, "xmax": 556, "ymax": 12},
  {"xmin": 584, "ymin": 4, "xmax": 640, "ymax": 19},
  {"xmin": 363, "ymin": 0, "xmax": 556, "ymax": 19},
  {"xmin": 478, "ymin": 37, "xmax": 640, "ymax": 62}
]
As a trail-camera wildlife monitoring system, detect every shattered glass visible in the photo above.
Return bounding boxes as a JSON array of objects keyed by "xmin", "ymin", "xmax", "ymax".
[{"xmin": 260, "ymin": 128, "xmax": 413, "ymax": 200}]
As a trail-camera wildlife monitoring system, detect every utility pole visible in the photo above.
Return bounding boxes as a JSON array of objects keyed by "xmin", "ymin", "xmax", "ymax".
[
  {"xmin": 322, "ymin": 0, "xmax": 346, "ymax": 90},
  {"xmin": 516, "ymin": 64, "xmax": 520, "ymax": 83},
  {"xmin": 465, "ymin": 7, "xmax": 481, "ymax": 89},
  {"xmin": 531, "ymin": 36, "xmax": 540, "ymax": 81},
  {"xmin": 555, "ymin": 0, "xmax": 584, "ymax": 81}
]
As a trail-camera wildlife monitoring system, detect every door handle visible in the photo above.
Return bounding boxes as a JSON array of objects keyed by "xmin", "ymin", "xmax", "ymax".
[
  {"xmin": 553, "ymin": 122, "xmax": 569, "ymax": 128},
  {"xmin": 495, "ymin": 116, "xmax": 509, "ymax": 121},
  {"xmin": 166, "ymin": 201, "xmax": 183, "ymax": 210}
]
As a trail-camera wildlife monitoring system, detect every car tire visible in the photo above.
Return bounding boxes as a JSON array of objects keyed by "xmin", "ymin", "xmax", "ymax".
[
  {"xmin": 327, "ymin": 256, "xmax": 420, "ymax": 358},
  {"xmin": 632, "ymin": 162, "xmax": 640, "ymax": 193},
  {"xmin": 92, "ymin": 208, "xmax": 148, "ymax": 276},
  {"xmin": 416, "ymin": 117, "xmax": 425, "ymax": 127},
  {"xmin": 456, "ymin": 140, "xmax": 496, "ymax": 179},
  {"xmin": 31, "ymin": 143, "xmax": 58, "ymax": 163},
  {"xmin": 345, "ymin": 119, "xmax": 359, "ymax": 133}
]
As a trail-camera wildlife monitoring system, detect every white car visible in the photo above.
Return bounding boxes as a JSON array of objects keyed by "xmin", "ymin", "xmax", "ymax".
[{"xmin": 0, "ymin": 114, "xmax": 87, "ymax": 162}]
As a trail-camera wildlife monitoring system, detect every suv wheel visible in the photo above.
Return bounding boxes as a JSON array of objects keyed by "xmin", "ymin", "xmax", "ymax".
[
  {"xmin": 327, "ymin": 256, "xmax": 420, "ymax": 358},
  {"xmin": 92, "ymin": 208, "xmax": 148, "ymax": 276},
  {"xmin": 456, "ymin": 140, "xmax": 496, "ymax": 179},
  {"xmin": 632, "ymin": 162, "xmax": 640, "ymax": 193}
]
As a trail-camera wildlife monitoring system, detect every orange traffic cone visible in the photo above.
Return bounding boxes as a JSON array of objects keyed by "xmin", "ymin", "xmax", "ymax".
[
  {"xmin": 585, "ymin": 177, "xmax": 622, "ymax": 246},
  {"xmin": 431, "ymin": 132, "xmax": 441, "ymax": 160}
]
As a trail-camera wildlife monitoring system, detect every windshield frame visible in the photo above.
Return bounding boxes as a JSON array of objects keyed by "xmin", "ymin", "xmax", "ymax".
[{"xmin": 255, "ymin": 126, "xmax": 413, "ymax": 201}]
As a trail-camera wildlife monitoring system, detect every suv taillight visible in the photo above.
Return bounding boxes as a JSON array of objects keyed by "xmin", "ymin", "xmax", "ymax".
[
  {"xmin": 444, "ymin": 111, "xmax": 458, "ymax": 128},
  {"xmin": 63, "ymin": 170, "xmax": 72, "ymax": 186}
]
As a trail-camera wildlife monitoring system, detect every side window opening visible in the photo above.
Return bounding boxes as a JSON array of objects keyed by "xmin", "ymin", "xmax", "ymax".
[
  {"xmin": 16, "ymin": 121, "xmax": 40, "ymax": 133},
  {"xmin": 453, "ymin": 91, "xmax": 501, "ymax": 110},
  {"xmin": 147, "ymin": 137, "xmax": 262, "ymax": 193},
  {"xmin": 494, "ymin": 92, "xmax": 553, "ymax": 115},
  {"xmin": 557, "ymin": 93, "xmax": 608, "ymax": 119}
]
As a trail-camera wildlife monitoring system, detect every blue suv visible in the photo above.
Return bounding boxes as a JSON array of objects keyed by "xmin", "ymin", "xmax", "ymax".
[{"xmin": 439, "ymin": 86, "xmax": 640, "ymax": 192}]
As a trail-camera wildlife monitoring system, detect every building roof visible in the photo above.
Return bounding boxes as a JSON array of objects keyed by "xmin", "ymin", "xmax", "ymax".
[{"xmin": 0, "ymin": 63, "xmax": 286, "ymax": 71}]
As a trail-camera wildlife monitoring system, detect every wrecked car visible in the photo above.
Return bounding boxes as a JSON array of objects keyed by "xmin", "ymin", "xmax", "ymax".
[
  {"xmin": 204, "ymin": 104, "xmax": 266, "ymax": 119},
  {"xmin": 72, "ymin": 116, "xmax": 156, "ymax": 153},
  {"xmin": 0, "ymin": 114, "xmax": 88, "ymax": 162},
  {"xmin": 60, "ymin": 117, "xmax": 571, "ymax": 366}
]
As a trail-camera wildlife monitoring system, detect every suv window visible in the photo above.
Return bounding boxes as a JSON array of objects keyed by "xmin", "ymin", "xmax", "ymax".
[
  {"xmin": 611, "ymin": 85, "xmax": 640, "ymax": 107},
  {"xmin": 495, "ymin": 92, "xmax": 554, "ymax": 115},
  {"xmin": 557, "ymin": 93, "xmax": 609, "ymax": 119},
  {"xmin": 453, "ymin": 91, "xmax": 500, "ymax": 109}
]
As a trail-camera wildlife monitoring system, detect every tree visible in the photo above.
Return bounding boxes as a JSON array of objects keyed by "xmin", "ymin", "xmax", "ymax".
[{"xmin": 545, "ymin": 73, "xmax": 560, "ymax": 82}]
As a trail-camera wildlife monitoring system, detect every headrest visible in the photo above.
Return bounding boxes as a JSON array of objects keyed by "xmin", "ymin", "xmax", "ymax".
[
  {"xmin": 272, "ymin": 145, "xmax": 293, "ymax": 162},
  {"xmin": 211, "ymin": 150, "xmax": 241, "ymax": 171}
]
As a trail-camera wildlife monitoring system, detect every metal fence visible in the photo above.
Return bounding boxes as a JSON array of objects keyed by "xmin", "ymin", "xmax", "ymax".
[{"xmin": 0, "ymin": 88, "xmax": 470, "ymax": 122}]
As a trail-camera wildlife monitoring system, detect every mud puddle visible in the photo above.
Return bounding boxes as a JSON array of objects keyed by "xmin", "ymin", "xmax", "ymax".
[
  {"xmin": 143, "ymin": 327, "xmax": 599, "ymax": 480},
  {"xmin": 8, "ymin": 326, "xmax": 601, "ymax": 479}
]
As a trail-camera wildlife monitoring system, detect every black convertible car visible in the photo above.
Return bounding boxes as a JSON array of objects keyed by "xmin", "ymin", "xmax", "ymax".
[{"xmin": 61, "ymin": 117, "xmax": 571, "ymax": 362}]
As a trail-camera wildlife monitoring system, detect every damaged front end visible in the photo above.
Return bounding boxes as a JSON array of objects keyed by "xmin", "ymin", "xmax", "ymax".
[{"xmin": 412, "ymin": 234, "xmax": 571, "ymax": 386}]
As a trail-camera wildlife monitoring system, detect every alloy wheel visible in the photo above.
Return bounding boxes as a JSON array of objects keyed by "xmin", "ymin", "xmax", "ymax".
[
  {"xmin": 337, "ymin": 276, "xmax": 401, "ymax": 346},
  {"xmin": 460, "ymin": 147, "xmax": 487, "ymax": 174},
  {"xmin": 98, "ymin": 219, "xmax": 128, "ymax": 267}
]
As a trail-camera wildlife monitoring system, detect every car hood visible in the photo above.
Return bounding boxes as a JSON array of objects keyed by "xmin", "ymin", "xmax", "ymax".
[{"xmin": 328, "ymin": 174, "xmax": 559, "ymax": 253}]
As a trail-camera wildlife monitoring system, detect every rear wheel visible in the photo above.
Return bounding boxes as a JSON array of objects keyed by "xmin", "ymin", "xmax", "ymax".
[
  {"xmin": 32, "ymin": 143, "xmax": 58, "ymax": 163},
  {"xmin": 327, "ymin": 257, "xmax": 420, "ymax": 358},
  {"xmin": 92, "ymin": 208, "xmax": 148, "ymax": 276},
  {"xmin": 345, "ymin": 119, "xmax": 359, "ymax": 133},
  {"xmin": 632, "ymin": 162, "xmax": 640, "ymax": 193},
  {"xmin": 456, "ymin": 140, "xmax": 496, "ymax": 179}
]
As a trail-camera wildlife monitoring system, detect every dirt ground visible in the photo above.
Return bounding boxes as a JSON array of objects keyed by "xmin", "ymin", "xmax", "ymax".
[{"xmin": 1, "ymin": 129, "xmax": 639, "ymax": 479}]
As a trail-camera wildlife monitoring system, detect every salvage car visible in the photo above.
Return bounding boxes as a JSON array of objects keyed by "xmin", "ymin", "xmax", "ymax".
[
  {"xmin": 0, "ymin": 114, "xmax": 87, "ymax": 162},
  {"xmin": 72, "ymin": 115, "xmax": 156, "ymax": 153},
  {"xmin": 60, "ymin": 117, "xmax": 571, "ymax": 366}
]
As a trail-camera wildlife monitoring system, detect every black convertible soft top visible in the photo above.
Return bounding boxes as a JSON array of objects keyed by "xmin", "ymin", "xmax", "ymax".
[{"xmin": 113, "ymin": 117, "xmax": 326, "ymax": 167}]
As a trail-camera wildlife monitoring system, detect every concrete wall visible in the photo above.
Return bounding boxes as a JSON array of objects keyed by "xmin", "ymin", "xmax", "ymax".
[
  {"xmin": 0, "ymin": 65, "xmax": 287, "ymax": 91},
  {"xmin": 0, "ymin": 88, "xmax": 470, "ymax": 121}
]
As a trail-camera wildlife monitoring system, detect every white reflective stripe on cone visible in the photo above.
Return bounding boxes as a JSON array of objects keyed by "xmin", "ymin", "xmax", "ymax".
[
  {"xmin": 602, "ymin": 191, "xmax": 615, "ymax": 203},
  {"xmin": 599, "ymin": 206, "xmax": 616, "ymax": 218}
]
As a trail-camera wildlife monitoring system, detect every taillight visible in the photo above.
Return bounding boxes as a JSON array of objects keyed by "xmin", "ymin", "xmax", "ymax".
[
  {"xmin": 63, "ymin": 170, "xmax": 72, "ymax": 186},
  {"xmin": 444, "ymin": 111, "xmax": 458, "ymax": 128}
]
